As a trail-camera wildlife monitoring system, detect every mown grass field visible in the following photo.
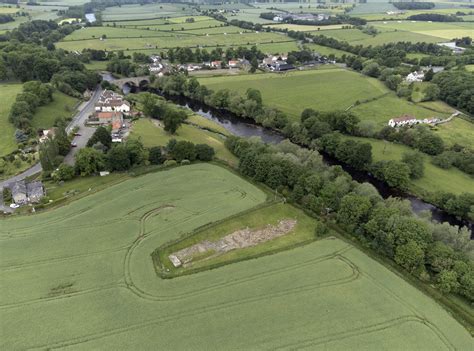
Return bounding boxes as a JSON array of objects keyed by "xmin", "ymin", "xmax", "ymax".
[
  {"xmin": 101, "ymin": 3, "xmax": 194, "ymax": 21},
  {"xmin": 129, "ymin": 117, "xmax": 238, "ymax": 166},
  {"xmin": 31, "ymin": 91, "xmax": 79, "ymax": 130},
  {"xmin": 0, "ymin": 83, "xmax": 22, "ymax": 157},
  {"xmin": 434, "ymin": 117, "xmax": 474, "ymax": 149},
  {"xmin": 264, "ymin": 23, "xmax": 347, "ymax": 32},
  {"xmin": 372, "ymin": 21, "xmax": 474, "ymax": 40},
  {"xmin": 1, "ymin": 163, "xmax": 471, "ymax": 349},
  {"xmin": 57, "ymin": 28, "xmax": 291, "ymax": 52},
  {"xmin": 199, "ymin": 68, "xmax": 389, "ymax": 120},
  {"xmin": 344, "ymin": 136, "xmax": 474, "ymax": 195}
]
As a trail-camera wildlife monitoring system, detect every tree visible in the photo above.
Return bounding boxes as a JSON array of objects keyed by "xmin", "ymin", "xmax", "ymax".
[
  {"xmin": 74, "ymin": 147, "xmax": 105, "ymax": 176},
  {"xmin": 87, "ymin": 126, "xmax": 111, "ymax": 149},
  {"xmin": 107, "ymin": 144, "xmax": 131, "ymax": 171},
  {"xmin": 169, "ymin": 140, "xmax": 195, "ymax": 162},
  {"xmin": 125, "ymin": 139, "xmax": 147, "ymax": 166},
  {"xmin": 246, "ymin": 88, "xmax": 262, "ymax": 107},
  {"xmin": 423, "ymin": 68, "xmax": 434, "ymax": 82},
  {"xmin": 54, "ymin": 119, "xmax": 71, "ymax": 156},
  {"xmin": 250, "ymin": 57, "xmax": 258, "ymax": 73},
  {"xmin": 165, "ymin": 109, "xmax": 186, "ymax": 134},
  {"xmin": 337, "ymin": 194, "xmax": 372, "ymax": 228},
  {"xmin": 395, "ymin": 240, "xmax": 425, "ymax": 273},
  {"xmin": 385, "ymin": 74, "xmax": 402, "ymax": 90},
  {"xmin": 401, "ymin": 151, "xmax": 424, "ymax": 179},
  {"xmin": 436, "ymin": 270, "xmax": 459, "ymax": 294},
  {"xmin": 361, "ymin": 62, "xmax": 381, "ymax": 78},
  {"xmin": 416, "ymin": 132, "xmax": 444, "ymax": 155},
  {"xmin": 52, "ymin": 163, "xmax": 74, "ymax": 182},
  {"xmin": 423, "ymin": 83, "xmax": 440, "ymax": 101},
  {"xmin": 148, "ymin": 146, "xmax": 163, "ymax": 165},
  {"xmin": 39, "ymin": 138, "xmax": 60, "ymax": 173},
  {"xmin": 195, "ymin": 144, "xmax": 215, "ymax": 161}
]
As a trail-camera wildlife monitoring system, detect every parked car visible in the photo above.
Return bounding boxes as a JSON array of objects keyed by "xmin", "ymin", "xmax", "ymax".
[
  {"xmin": 74, "ymin": 132, "xmax": 82, "ymax": 136},
  {"xmin": 9, "ymin": 203, "xmax": 20, "ymax": 209},
  {"xmin": 71, "ymin": 142, "xmax": 77, "ymax": 147}
]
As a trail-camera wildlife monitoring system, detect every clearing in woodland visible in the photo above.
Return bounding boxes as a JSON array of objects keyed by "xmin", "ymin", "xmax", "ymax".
[{"xmin": 0, "ymin": 163, "xmax": 471, "ymax": 349}]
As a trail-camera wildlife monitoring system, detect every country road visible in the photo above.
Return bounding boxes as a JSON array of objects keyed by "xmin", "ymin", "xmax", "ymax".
[{"xmin": 0, "ymin": 87, "xmax": 102, "ymax": 212}]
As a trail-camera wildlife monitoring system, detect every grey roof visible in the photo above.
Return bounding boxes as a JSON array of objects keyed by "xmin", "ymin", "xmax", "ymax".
[
  {"xmin": 10, "ymin": 181, "xmax": 26, "ymax": 197},
  {"xmin": 26, "ymin": 181, "xmax": 44, "ymax": 200}
]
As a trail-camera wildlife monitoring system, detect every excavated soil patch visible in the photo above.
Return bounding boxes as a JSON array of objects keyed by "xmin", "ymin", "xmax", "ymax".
[{"xmin": 168, "ymin": 219, "xmax": 297, "ymax": 267}]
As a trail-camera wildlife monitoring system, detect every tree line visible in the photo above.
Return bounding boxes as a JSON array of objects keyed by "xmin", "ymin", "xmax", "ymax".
[
  {"xmin": 393, "ymin": 2, "xmax": 435, "ymax": 10},
  {"xmin": 0, "ymin": 14, "xmax": 14, "ymax": 24},
  {"xmin": 226, "ymin": 136, "xmax": 473, "ymax": 302}
]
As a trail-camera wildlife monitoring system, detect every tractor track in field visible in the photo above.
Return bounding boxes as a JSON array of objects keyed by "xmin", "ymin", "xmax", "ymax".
[
  {"xmin": 270, "ymin": 315, "xmax": 454, "ymax": 351},
  {"xmin": 31, "ymin": 252, "xmax": 361, "ymax": 350}
]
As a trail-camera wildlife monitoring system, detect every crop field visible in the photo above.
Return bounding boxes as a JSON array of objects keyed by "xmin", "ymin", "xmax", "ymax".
[
  {"xmin": 129, "ymin": 117, "xmax": 238, "ymax": 166},
  {"xmin": 372, "ymin": 21, "xmax": 474, "ymax": 40},
  {"xmin": 0, "ymin": 7, "xmax": 18, "ymax": 14},
  {"xmin": 199, "ymin": 68, "xmax": 391, "ymax": 120},
  {"xmin": 0, "ymin": 83, "xmax": 22, "ymax": 157},
  {"xmin": 344, "ymin": 136, "xmax": 474, "ymax": 196},
  {"xmin": 31, "ymin": 91, "xmax": 79, "ymax": 130},
  {"xmin": 264, "ymin": 23, "xmax": 347, "ymax": 32},
  {"xmin": 57, "ymin": 28, "xmax": 290, "ymax": 52},
  {"xmin": 101, "ymin": 3, "xmax": 194, "ymax": 21},
  {"xmin": 1, "ymin": 163, "xmax": 472, "ymax": 349},
  {"xmin": 319, "ymin": 28, "xmax": 445, "ymax": 46}
]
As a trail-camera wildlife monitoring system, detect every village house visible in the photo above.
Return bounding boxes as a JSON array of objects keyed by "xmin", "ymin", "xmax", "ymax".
[
  {"xmin": 9, "ymin": 180, "xmax": 45, "ymax": 205},
  {"xmin": 228, "ymin": 60, "xmax": 239, "ymax": 68},
  {"xmin": 406, "ymin": 71, "xmax": 424, "ymax": 83},
  {"xmin": 210, "ymin": 60, "xmax": 222, "ymax": 68},
  {"xmin": 388, "ymin": 115, "xmax": 418, "ymax": 127},
  {"xmin": 95, "ymin": 90, "xmax": 131, "ymax": 113}
]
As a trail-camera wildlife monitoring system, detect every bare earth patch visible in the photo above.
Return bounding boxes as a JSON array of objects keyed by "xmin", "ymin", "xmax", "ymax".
[{"xmin": 169, "ymin": 219, "xmax": 297, "ymax": 267}]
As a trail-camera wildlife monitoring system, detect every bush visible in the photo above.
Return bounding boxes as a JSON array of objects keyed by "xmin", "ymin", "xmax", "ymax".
[
  {"xmin": 163, "ymin": 160, "xmax": 177, "ymax": 167},
  {"xmin": 195, "ymin": 144, "xmax": 215, "ymax": 161},
  {"xmin": 181, "ymin": 159, "xmax": 191, "ymax": 165}
]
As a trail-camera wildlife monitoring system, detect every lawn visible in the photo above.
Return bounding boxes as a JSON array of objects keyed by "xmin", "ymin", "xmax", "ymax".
[
  {"xmin": 344, "ymin": 136, "xmax": 474, "ymax": 196},
  {"xmin": 198, "ymin": 68, "xmax": 390, "ymax": 120},
  {"xmin": 0, "ymin": 163, "xmax": 471, "ymax": 349},
  {"xmin": 129, "ymin": 117, "xmax": 238, "ymax": 166},
  {"xmin": 83, "ymin": 60, "xmax": 109, "ymax": 71},
  {"xmin": 31, "ymin": 91, "xmax": 79, "ymax": 130},
  {"xmin": 0, "ymin": 83, "xmax": 22, "ymax": 157}
]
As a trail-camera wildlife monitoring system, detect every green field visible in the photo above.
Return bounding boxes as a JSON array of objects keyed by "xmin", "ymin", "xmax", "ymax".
[
  {"xmin": 57, "ymin": 28, "xmax": 291, "ymax": 52},
  {"xmin": 129, "ymin": 117, "xmax": 238, "ymax": 166},
  {"xmin": 434, "ymin": 117, "xmax": 474, "ymax": 149},
  {"xmin": 31, "ymin": 91, "xmax": 79, "ymax": 130},
  {"xmin": 345, "ymin": 136, "xmax": 474, "ymax": 196},
  {"xmin": 101, "ymin": 3, "xmax": 195, "ymax": 21},
  {"xmin": 0, "ymin": 83, "xmax": 22, "ymax": 157},
  {"xmin": 1, "ymin": 164, "xmax": 471, "ymax": 349},
  {"xmin": 199, "ymin": 68, "xmax": 389, "ymax": 120},
  {"xmin": 372, "ymin": 21, "xmax": 474, "ymax": 41},
  {"xmin": 157, "ymin": 202, "xmax": 319, "ymax": 274}
]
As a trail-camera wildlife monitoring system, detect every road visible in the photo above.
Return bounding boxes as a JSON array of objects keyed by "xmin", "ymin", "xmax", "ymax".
[{"xmin": 0, "ymin": 87, "xmax": 102, "ymax": 212}]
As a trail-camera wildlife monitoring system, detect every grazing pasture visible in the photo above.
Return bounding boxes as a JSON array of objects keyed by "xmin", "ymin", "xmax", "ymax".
[
  {"xmin": 31, "ymin": 91, "xmax": 79, "ymax": 130},
  {"xmin": 372, "ymin": 21, "xmax": 474, "ymax": 40},
  {"xmin": 343, "ymin": 136, "xmax": 474, "ymax": 196},
  {"xmin": 129, "ymin": 117, "xmax": 238, "ymax": 166},
  {"xmin": 0, "ymin": 83, "xmax": 22, "ymax": 157},
  {"xmin": 0, "ymin": 164, "xmax": 471, "ymax": 349},
  {"xmin": 101, "ymin": 3, "xmax": 194, "ymax": 21},
  {"xmin": 199, "ymin": 68, "xmax": 390, "ymax": 120},
  {"xmin": 57, "ymin": 29, "xmax": 290, "ymax": 52},
  {"xmin": 264, "ymin": 23, "xmax": 347, "ymax": 32}
]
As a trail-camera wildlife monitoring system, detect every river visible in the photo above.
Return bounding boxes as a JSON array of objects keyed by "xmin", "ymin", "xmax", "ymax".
[{"xmin": 112, "ymin": 76, "xmax": 472, "ymax": 234}]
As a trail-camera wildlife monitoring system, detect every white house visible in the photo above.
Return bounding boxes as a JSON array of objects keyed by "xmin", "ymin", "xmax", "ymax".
[
  {"xmin": 95, "ymin": 90, "xmax": 131, "ymax": 113},
  {"xmin": 406, "ymin": 71, "xmax": 424, "ymax": 83},
  {"xmin": 388, "ymin": 115, "xmax": 417, "ymax": 127}
]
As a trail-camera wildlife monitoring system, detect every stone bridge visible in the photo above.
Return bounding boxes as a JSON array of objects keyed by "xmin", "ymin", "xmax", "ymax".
[{"xmin": 110, "ymin": 76, "xmax": 151, "ymax": 89}]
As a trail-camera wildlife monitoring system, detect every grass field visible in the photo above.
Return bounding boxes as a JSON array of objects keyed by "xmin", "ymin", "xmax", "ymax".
[
  {"xmin": 101, "ymin": 3, "xmax": 194, "ymax": 21},
  {"xmin": 0, "ymin": 83, "xmax": 22, "ymax": 157},
  {"xmin": 0, "ymin": 163, "xmax": 471, "ymax": 349},
  {"xmin": 344, "ymin": 136, "xmax": 474, "ymax": 195},
  {"xmin": 264, "ymin": 23, "xmax": 348, "ymax": 32},
  {"xmin": 372, "ymin": 21, "xmax": 474, "ymax": 40},
  {"xmin": 199, "ymin": 68, "xmax": 389, "ymax": 120},
  {"xmin": 157, "ymin": 202, "xmax": 319, "ymax": 274},
  {"xmin": 57, "ymin": 29, "xmax": 291, "ymax": 52},
  {"xmin": 31, "ymin": 91, "xmax": 79, "ymax": 130},
  {"xmin": 434, "ymin": 117, "xmax": 474, "ymax": 149},
  {"xmin": 129, "ymin": 117, "xmax": 238, "ymax": 166}
]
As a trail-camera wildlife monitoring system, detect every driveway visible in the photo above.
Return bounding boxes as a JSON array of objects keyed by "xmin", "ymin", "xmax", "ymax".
[{"xmin": 0, "ymin": 87, "xmax": 102, "ymax": 191}]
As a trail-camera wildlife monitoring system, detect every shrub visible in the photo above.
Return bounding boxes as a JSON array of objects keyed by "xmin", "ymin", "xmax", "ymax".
[{"xmin": 163, "ymin": 160, "xmax": 177, "ymax": 167}]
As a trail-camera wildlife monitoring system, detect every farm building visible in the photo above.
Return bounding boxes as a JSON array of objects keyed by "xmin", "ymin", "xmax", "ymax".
[
  {"xmin": 388, "ymin": 115, "xmax": 417, "ymax": 127},
  {"xmin": 406, "ymin": 71, "xmax": 424, "ymax": 83}
]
